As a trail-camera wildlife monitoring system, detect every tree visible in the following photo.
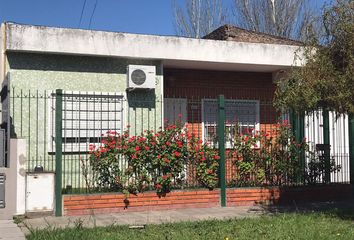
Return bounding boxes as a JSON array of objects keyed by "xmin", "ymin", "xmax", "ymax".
[
  {"xmin": 274, "ymin": 0, "xmax": 354, "ymax": 114},
  {"xmin": 232, "ymin": 0, "xmax": 325, "ymax": 40},
  {"xmin": 173, "ymin": 0, "xmax": 228, "ymax": 38}
]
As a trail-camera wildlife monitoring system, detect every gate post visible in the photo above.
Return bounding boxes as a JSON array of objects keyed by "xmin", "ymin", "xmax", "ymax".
[
  {"xmin": 55, "ymin": 89, "xmax": 63, "ymax": 216},
  {"xmin": 217, "ymin": 95, "xmax": 226, "ymax": 207},
  {"xmin": 323, "ymin": 109, "xmax": 331, "ymax": 183},
  {"xmin": 349, "ymin": 114, "xmax": 354, "ymax": 186}
]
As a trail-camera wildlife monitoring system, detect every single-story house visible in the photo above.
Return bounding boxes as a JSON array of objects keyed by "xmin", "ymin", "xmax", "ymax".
[{"xmin": 0, "ymin": 23, "xmax": 350, "ymax": 218}]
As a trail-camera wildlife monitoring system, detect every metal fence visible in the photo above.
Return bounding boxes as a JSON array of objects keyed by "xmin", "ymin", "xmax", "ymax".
[{"xmin": 5, "ymin": 88, "xmax": 352, "ymax": 195}]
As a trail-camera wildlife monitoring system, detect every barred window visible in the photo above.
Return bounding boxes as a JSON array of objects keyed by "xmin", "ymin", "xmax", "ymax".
[
  {"xmin": 202, "ymin": 99, "xmax": 260, "ymax": 147},
  {"xmin": 49, "ymin": 92, "xmax": 125, "ymax": 153}
]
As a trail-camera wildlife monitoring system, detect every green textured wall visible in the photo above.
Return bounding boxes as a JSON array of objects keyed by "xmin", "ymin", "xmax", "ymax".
[{"xmin": 7, "ymin": 53, "xmax": 163, "ymax": 184}]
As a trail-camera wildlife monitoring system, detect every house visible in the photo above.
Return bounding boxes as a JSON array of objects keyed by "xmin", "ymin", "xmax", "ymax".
[{"xmin": 0, "ymin": 23, "xmax": 350, "ymax": 218}]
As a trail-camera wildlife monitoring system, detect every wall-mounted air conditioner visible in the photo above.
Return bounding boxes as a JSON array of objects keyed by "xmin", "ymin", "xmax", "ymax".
[{"xmin": 127, "ymin": 65, "xmax": 156, "ymax": 90}]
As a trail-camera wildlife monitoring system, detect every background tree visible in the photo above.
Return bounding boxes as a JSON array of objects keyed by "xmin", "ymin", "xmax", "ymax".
[
  {"xmin": 173, "ymin": 0, "xmax": 228, "ymax": 38},
  {"xmin": 232, "ymin": 0, "xmax": 325, "ymax": 40},
  {"xmin": 274, "ymin": 0, "xmax": 354, "ymax": 114}
]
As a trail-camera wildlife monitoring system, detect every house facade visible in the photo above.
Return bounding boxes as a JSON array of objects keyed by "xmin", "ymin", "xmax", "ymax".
[{"xmin": 0, "ymin": 23, "xmax": 350, "ymax": 218}]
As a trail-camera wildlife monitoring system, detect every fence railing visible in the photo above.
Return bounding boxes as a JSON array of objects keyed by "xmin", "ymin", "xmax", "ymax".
[{"xmin": 6, "ymin": 88, "xmax": 352, "ymax": 196}]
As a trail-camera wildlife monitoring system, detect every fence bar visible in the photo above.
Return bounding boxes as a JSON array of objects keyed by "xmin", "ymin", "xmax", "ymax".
[
  {"xmin": 217, "ymin": 95, "xmax": 226, "ymax": 207},
  {"xmin": 55, "ymin": 89, "xmax": 63, "ymax": 216},
  {"xmin": 349, "ymin": 114, "xmax": 354, "ymax": 186},
  {"xmin": 323, "ymin": 109, "xmax": 331, "ymax": 183},
  {"xmin": 291, "ymin": 110, "xmax": 305, "ymax": 183}
]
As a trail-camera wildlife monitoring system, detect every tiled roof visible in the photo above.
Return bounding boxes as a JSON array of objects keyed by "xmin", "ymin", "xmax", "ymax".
[{"xmin": 203, "ymin": 24, "xmax": 303, "ymax": 46}]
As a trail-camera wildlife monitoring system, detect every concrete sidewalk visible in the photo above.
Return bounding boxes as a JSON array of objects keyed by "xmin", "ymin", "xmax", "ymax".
[
  {"xmin": 0, "ymin": 220, "xmax": 26, "ymax": 240},
  {"xmin": 19, "ymin": 206, "xmax": 264, "ymax": 235}
]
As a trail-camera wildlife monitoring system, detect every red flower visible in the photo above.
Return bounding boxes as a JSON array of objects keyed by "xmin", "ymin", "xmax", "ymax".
[
  {"xmin": 244, "ymin": 136, "xmax": 249, "ymax": 141},
  {"xmin": 174, "ymin": 151, "xmax": 180, "ymax": 157},
  {"xmin": 157, "ymin": 155, "xmax": 161, "ymax": 159},
  {"xmin": 213, "ymin": 155, "xmax": 220, "ymax": 160},
  {"xmin": 145, "ymin": 146, "xmax": 150, "ymax": 151},
  {"xmin": 99, "ymin": 147, "xmax": 107, "ymax": 153},
  {"xmin": 162, "ymin": 175, "xmax": 168, "ymax": 180},
  {"xmin": 176, "ymin": 141, "xmax": 183, "ymax": 147},
  {"xmin": 135, "ymin": 146, "xmax": 140, "ymax": 151},
  {"xmin": 164, "ymin": 158, "xmax": 170, "ymax": 164},
  {"xmin": 201, "ymin": 157, "xmax": 206, "ymax": 162}
]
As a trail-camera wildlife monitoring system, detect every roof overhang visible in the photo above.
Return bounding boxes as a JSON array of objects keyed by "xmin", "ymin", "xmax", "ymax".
[{"xmin": 2, "ymin": 23, "xmax": 304, "ymax": 72}]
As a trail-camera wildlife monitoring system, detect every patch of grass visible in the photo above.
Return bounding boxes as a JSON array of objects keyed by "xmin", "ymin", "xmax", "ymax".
[{"xmin": 27, "ymin": 210, "xmax": 354, "ymax": 240}]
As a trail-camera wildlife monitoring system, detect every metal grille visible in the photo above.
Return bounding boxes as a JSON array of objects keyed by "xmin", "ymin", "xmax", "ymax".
[{"xmin": 56, "ymin": 92, "xmax": 124, "ymax": 153}]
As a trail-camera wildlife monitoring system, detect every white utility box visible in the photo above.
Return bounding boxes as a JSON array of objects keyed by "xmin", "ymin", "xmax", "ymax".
[{"xmin": 26, "ymin": 172, "xmax": 55, "ymax": 213}]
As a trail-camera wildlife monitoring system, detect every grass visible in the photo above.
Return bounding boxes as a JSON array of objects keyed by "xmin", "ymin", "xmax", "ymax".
[{"xmin": 26, "ymin": 210, "xmax": 354, "ymax": 240}]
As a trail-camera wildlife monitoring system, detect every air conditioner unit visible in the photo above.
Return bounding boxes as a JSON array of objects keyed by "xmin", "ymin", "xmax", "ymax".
[{"xmin": 127, "ymin": 65, "xmax": 156, "ymax": 90}]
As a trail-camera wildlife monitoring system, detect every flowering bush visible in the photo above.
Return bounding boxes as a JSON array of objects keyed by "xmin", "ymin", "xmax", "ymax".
[
  {"xmin": 228, "ymin": 120, "xmax": 307, "ymax": 186},
  {"xmin": 88, "ymin": 123, "xmax": 219, "ymax": 195},
  {"xmin": 188, "ymin": 134, "xmax": 219, "ymax": 190}
]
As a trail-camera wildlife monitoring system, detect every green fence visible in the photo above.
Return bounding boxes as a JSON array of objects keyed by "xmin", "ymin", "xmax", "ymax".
[{"xmin": 6, "ymin": 88, "xmax": 353, "ymax": 216}]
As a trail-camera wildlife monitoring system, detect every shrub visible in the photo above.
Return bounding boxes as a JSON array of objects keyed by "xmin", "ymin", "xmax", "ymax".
[
  {"xmin": 88, "ymin": 123, "xmax": 219, "ymax": 195},
  {"xmin": 228, "ymin": 120, "xmax": 307, "ymax": 186}
]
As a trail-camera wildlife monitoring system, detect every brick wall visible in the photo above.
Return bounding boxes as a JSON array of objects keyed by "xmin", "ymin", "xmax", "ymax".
[
  {"xmin": 164, "ymin": 68, "xmax": 275, "ymax": 101},
  {"xmin": 164, "ymin": 68, "xmax": 278, "ymax": 140},
  {"xmin": 227, "ymin": 184, "xmax": 354, "ymax": 206},
  {"xmin": 64, "ymin": 185, "xmax": 353, "ymax": 216},
  {"xmin": 64, "ymin": 189, "xmax": 220, "ymax": 216}
]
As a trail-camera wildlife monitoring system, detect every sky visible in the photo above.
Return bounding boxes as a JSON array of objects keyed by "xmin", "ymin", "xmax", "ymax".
[
  {"xmin": 0, "ymin": 0, "xmax": 177, "ymax": 36},
  {"xmin": 0, "ymin": 0, "xmax": 328, "ymax": 36}
]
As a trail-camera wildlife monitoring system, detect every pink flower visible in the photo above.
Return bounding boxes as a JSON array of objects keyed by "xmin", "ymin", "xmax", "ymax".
[{"xmin": 145, "ymin": 146, "xmax": 150, "ymax": 151}]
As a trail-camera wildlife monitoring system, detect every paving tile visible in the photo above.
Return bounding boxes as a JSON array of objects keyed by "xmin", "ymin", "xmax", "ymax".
[{"xmin": 0, "ymin": 220, "xmax": 25, "ymax": 240}]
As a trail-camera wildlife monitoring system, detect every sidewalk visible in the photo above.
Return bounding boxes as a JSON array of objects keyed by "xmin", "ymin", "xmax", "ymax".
[
  {"xmin": 16, "ymin": 200, "xmax": 354, "ymax": 237},
  {"xmin": 19, "ymin": 206, "xmax": 264, "ymax": 235},
  {"xmin": 0, "ymin": 220, "xmax": 26, "ymax": 240}
]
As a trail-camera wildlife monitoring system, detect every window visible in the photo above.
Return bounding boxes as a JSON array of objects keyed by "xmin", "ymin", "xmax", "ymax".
[
  {"xmin": 49, "ymin": 92, "xmax": 125, "ymax": 153},
  {"xmin": 202, "ymin": 99, "xmax": 260, "ymax": 147},
  {"xmin": 164, "ymin": 98, "xmax": 187, "ymax": 126}
]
